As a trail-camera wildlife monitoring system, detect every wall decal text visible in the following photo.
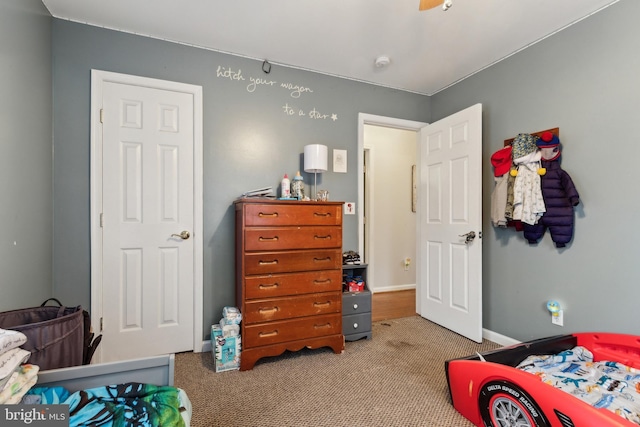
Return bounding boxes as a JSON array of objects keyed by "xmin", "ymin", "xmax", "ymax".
[
  {"xmin": 283, "ymin": 104, "xmax": 338, "ymax": 121},
  {"xmin": 216, "ymin": 65, "xmax": 338, "ymax": 122}
]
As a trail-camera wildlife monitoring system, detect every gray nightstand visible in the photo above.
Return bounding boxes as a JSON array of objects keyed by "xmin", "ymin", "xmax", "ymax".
[{"xmin": 342, "ymin": 264, "xmax": 372, "ymax": 341}]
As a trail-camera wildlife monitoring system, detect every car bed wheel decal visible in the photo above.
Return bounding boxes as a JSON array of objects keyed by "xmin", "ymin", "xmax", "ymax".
[
  {"xmin": 478, "ymin": 380, "xmax": 550, "ymax": 427},
  {"xmin": 490, "ymin": 395, "xmax": 536, "ymax": 426}
]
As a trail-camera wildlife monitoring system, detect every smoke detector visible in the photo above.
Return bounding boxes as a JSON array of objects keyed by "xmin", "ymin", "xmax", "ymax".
[{"xmin": 374, "ymin": 56, "xmax": 390, "ymax": 68}]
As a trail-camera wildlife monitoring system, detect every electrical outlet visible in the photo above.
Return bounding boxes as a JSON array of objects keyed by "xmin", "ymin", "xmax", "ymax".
[{"xmin": 552, "ymin": 310, "xmax": 564, "ymax": 326}]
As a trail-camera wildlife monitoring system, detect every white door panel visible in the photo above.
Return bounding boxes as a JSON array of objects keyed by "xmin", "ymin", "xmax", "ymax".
[
  {"xmin": 418, "ymin": 104, "xmax": 482, "ymax": 343},
  {"xmin": 91, "ymin": 71, "xmax": 203, "ymax": 362}
]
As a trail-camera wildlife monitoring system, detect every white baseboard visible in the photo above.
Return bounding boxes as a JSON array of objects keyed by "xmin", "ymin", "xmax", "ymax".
[
  {"xmin": 482, "ymin": 328, "xmax": 520, "ymax": 347},
  {"xmin": 201, "ymin": 340, "xmax": 212, "ymax": 353},
  {"xmin": 371, "ymin": 284, "xmax": 416, "ymax": 294}
]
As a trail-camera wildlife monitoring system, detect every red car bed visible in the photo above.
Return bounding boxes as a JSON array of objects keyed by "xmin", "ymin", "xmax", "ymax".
[{"xmin": 446, "ymin": 333, "xmax": 640, "ymax": 427}]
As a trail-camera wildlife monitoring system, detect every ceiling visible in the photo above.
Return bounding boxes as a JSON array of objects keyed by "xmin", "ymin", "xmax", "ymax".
[{"xmin": 41, "ymin": 0, "xmax": 619, "ymax": 95}]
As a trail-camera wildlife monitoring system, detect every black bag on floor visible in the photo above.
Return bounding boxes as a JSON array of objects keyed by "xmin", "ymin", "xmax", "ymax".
[{"xmin": 0, "ymin": 298, "xmax": 101, "ymax": 370}]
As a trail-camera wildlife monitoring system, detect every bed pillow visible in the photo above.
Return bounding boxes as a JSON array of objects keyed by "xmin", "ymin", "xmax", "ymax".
[{"xmin": 0, "ymin": 328, "xmax": 28, "ymax": 356}]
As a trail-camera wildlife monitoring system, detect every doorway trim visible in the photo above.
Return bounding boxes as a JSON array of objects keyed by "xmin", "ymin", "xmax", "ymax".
[
  {"xmin": 90, "ymin": 70, "xmax": 204, "ymax": 359},
  {"xmin": 357, "ymin": 113, "xmax": 427, "ymax": 293}
]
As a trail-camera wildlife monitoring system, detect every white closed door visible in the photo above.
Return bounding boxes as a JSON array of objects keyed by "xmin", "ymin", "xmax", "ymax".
[
  {"xmin": 93, "ymin": 72, "xmax": 202, "ymax": 362},
  {"xmin": 417, "ymin": 104, "xmax": 482, "ymax": 343}
]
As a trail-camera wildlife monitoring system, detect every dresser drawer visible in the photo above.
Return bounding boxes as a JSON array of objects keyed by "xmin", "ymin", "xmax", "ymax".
[
  {"xmin": 244, "ymin": 203, "xmax": 342, "ymax": 226},
  {"xmin": 342, "ymin": 291, "xmax": 372, "ymax": 314},
  {"xmin": 243, "ymin": 313, "xmax": 341, "ymax": 348},
  {"xmin": 244, "ymin": 270, "xmax": 342, "ymax": 299},
  {"xmin": 244, "ymin": 226, "xmax": 342, "ymax": 251},
  {"xmin": 243, "ymin": 292, "xmax": 341, "ymax": 324},
  {"xmin": 244, "ymin": 249, "xmax": 342, "ymax": 275},
  {"xmin": 342, "ymin": 312, "xmax": 372, "ymax": 336}
]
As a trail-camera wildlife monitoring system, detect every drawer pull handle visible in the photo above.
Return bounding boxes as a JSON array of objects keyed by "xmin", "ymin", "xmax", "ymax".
[
  {"xmin": 259, "ymin": 236, "xmax": 279, "ymax": 242},
  {"xmin": 258, "ymin": 212, "xmax": 279, "ymax": 218},
  {"xmin": 353, "ymin": 323, "xmax": 359, "ymax": 329},
  {"xmin": 313, "ymin": 257, "xmax": 331, "ymax": 263},
  {"xmin": 313, "ymin": 278, "xmax": 332, "ymax": 284},
  {"xmin": 259, "ymin": 307, "xmax": 279, "ymax": 314},
  {"xmin": 259, "ymin": 260, "xmax": 279, "ymax": 265},
  {"xmin": 313, "ymin": 301, "xmax": 331, "ymax": 307},
  {"xmin": 313, "ymin": 212, "xmax": 331, "ymax": 217},
  {"xmin": 259, "ymin": 282, "xmax": 280, "ymax": 289},
  {"xmin": 314, "ymin": 323, "xmax": 332, "ymax": 329},
  {"xmin": 353, "ymin": 303, "xmax": 358, "ymax": 310},
  {"xmin": 314, "ymin": 235, "xmax": 331, "ymax": 240},
  {"xmin": 258, "ymin": 330, "xmax": 279, "ymax": 338}
]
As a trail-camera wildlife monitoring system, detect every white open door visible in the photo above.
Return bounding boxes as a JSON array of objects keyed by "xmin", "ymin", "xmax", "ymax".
[
  {"xmin": 417, "ymin": 104, "xmax": 482, "ymax": 343},
  {"xmin": 91, "ymin": 70, "xmax": 203, "ymax": 362}
]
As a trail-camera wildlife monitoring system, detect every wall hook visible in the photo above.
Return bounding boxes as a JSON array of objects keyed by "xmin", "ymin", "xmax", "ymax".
[{"xmin": 262, "ymin": 60, "xmax": 271, "ymax": 74}]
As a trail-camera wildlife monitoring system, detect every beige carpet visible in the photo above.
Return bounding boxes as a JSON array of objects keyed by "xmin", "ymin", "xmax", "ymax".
[{"xmin": 175, "ymin": 316, "xmax": 500, "ymax": 427}]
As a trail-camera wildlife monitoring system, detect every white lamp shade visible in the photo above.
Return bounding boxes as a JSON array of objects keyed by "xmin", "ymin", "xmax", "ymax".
[{"xmin": 304, "ymin": 144, "xmax": 328, "ymax": 173}]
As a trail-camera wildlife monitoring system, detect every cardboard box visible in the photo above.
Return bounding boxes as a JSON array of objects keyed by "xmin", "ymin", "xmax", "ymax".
[{"xmin": 211, "ymin": 324, "xmax": 241, "ymax": 372}]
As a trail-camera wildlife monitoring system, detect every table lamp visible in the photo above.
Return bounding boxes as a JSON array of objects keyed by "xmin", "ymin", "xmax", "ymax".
[{"xmin": 304, "ymin": 144, "xmax": 328, "ymax": 200}]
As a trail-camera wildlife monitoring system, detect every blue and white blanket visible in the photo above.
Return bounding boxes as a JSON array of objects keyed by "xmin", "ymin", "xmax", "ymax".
[{"xmin": 517, "ymin": 346, "xmax": 640, "ymax": 425}]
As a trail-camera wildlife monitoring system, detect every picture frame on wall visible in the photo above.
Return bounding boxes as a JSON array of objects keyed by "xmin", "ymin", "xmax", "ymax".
[{"xmin": 333, "ymin": 149, "xmax": 347, "ymax": 173}]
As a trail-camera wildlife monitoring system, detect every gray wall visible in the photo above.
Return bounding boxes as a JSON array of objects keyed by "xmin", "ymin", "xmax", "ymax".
[
  {"xmin": 431, "ymin": 0, "xmax": 638, "ymax": 341},
  {"xmin": 0, "ymin": 0, "xmax": 52, "ymax": 311},
  {"xmin": 50, "ymin": 19, "xmax": 431, "ymax": 337}
]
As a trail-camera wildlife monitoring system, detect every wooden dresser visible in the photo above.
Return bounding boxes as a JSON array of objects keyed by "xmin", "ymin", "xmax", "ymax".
[{"xmin": 234, "ymin": 199, "xmax": 345, "ymax": 370}]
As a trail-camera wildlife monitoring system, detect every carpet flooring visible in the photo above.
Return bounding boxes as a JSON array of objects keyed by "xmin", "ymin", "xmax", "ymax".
[{"xmin": 175, "ymin": 316, "xmax": 500, "ymax": 427}]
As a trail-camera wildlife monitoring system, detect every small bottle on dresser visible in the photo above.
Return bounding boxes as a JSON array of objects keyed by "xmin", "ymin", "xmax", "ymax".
[{"xmin": 281, "ymin": 173, "xmax": 291, "ymax": 198}]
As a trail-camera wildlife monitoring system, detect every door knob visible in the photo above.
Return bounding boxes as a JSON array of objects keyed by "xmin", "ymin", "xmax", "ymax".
[
  {"xmin": 171, "ymin": 231, "xmax": 190, "ymax": 240},
  {"xmin": 459, "ymin": 231, "xmax": 476, "ymax": 244}
]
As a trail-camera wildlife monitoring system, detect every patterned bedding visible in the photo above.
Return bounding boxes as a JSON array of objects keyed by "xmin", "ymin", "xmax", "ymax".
[
  {"xmin": 25, "ymin": 382, "xmax": 191, "ymax": 427},
  {"xmin": 516, "ymin": 346, "xmax": 640, "ymax": 425}
]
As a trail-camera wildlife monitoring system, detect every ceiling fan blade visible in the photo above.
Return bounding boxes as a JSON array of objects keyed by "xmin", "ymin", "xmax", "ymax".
[{"xmin": 419, "ymin": 0, "xmax": 444, "ymax": 11}]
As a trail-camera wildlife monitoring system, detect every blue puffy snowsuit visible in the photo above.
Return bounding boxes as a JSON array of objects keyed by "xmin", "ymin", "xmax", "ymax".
[{"xmin": 523, "ymin": 160, "xmax": 579, "ymax": 247}]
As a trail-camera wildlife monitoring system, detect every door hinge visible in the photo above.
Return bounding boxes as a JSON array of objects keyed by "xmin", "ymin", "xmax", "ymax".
[
  {"xmin": 100, "ymin": 108, "xmax": 104, "ymax": 123},
  {"xmin": 100, "ymin": 317, "xmax": 103, "ymax": 332},
  {"xmin": 100, "ymin": 213, "xmax": 104, "ymax": 227}
]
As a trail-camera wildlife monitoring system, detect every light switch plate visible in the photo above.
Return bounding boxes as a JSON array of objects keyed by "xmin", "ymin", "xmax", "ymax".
[{"xmin": 345, "ymin": 202, "xmax": 356, "ymax": 215}]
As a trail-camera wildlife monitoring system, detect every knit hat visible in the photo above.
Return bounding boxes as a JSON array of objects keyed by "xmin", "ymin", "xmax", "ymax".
[
  {"xmin": 537, "ymin": 131, "xmax": 561, "ymax": 161},
  {"xmin": 490, "ymin": 146, "xmax": 512, "ymax": 177},
  {"xmin": 511, "ymin": 133, "xmax": 539, "ymax": 159},
  {"xmin": 537, "ymin": 131, "xmax": 560, "ymax": 148}
]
